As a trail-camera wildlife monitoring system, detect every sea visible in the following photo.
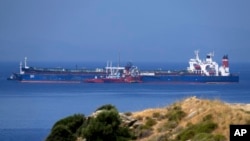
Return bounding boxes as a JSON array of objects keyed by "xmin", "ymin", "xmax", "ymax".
[{"xmin": 0, "ymin": 61, "xmax": 249, "ymax": 141}]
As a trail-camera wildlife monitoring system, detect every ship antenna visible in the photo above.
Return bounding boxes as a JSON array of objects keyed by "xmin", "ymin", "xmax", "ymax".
[
  {"xmin": 20, "ymin": 61, "xmax": 24, "ymax": 74},
  {"xmin": 24, "ymin": 57, "xmax": 27, "ymax": 68},
  {"xmin": 106, "ymin": 61, "xmax": 109, "ymax": 75},
  {"xmin": 118, "ymin": 52, "xmax": 120, "ymax": 67},
  {"xmin": 194, "ymin": 50, "xmax": 200, "ymax": 62},
  {"xmin": 20, "ymin": 61, "xmax": 22, "ymax": 73}
]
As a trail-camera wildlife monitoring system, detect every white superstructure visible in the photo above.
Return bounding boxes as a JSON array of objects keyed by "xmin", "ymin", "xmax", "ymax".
[{"xmin": 187, "ymin": 50, "xmax": 230, "ymax": 76}]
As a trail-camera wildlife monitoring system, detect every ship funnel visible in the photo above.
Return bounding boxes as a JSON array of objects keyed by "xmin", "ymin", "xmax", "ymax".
[
  {"xmin": 222, "ymin": 55, "xmax": 229, "ymax": 68},
  {"xmin": 220, "ymin": 55, "xmax": 230, "ymax": 75}
]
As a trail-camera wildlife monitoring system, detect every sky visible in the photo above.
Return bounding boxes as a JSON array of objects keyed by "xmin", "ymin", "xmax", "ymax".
[{"xmin": 0, "ymin": 0, "xmax": 250, "ymax": 63}]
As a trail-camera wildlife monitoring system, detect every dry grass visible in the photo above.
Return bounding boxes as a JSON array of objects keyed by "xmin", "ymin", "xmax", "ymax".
[
  {"xmin": 133, "ymin": 108, "xmax": 168, "ymax": 120},
  {"xmin": 131, "ymin": 96, "xmax": 250, "ymax": 141}
]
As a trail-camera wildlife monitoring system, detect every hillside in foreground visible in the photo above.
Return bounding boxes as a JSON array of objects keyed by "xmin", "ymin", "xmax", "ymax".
[
  {"xmin": 46, "ymin": 97, "xmax": 250, "ymax": 141},
  {"xmin": 131, "ymin": 96, "xmax": 250, "ymax": 141}
]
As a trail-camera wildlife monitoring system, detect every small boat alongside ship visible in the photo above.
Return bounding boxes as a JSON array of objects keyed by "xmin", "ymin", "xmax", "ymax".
[
  {"xmin": 84, "ymin": 62, "xmax": 142, "ymax": 83},
  {"xmin": 7, "ymin": 51, "xmax": 239, "ymax": 83}
]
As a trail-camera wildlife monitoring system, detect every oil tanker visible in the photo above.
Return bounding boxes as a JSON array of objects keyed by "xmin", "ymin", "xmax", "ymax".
[
  {"xmin": 7, "ymin": 57, "xmax": 106, "ymax": 83},
  {"xmin": 140, "ymin": 51, "xmax": 239, "ymax": 83},
  {"xmin": 7, "ymin": 51, "xmax": 239, "ymax": 83}
]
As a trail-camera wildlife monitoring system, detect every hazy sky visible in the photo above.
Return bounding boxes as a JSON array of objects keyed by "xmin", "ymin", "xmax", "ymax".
[{"xmin": 1, "ymin": 0, "xmax": 250, "ymax": 63}]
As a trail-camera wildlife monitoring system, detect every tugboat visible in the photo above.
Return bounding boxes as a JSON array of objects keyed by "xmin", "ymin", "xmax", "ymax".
[{"xmin": 85, "ymin": 62, "xmax": 142, "ymax": 83}]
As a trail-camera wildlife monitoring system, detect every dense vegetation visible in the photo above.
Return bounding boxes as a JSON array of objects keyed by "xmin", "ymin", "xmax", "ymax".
[
  {"xmin": 175, "ymin": 114, "xmax": 224, "ymax": 141},
  {"xmin": 46, "ymin": 114, "xmax": 85, "ymax": 141},
  {"xmin": 82, "ymin": 107, "xmax": 132, "ymax": 141},
  {"xmin": 46, "ymin": 104, "xmax": 133, "ymax": 141}
]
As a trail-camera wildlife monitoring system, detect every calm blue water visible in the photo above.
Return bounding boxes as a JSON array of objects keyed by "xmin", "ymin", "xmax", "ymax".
[{"xmin": 0, "ymin": 62, "xmax": 249, "ymax": 141}]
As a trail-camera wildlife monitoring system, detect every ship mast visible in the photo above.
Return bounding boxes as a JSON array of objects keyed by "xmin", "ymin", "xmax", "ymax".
[
  {"xmin": 20, "ymin": 62, "xmax": 24, "ymax": 74},
  {"xmin": 24, "ymin": 57, "xmax": 29, "ymax": 69},
  {"xmin": 194, "ymin": 50, "xmax": 201, "ymax": 63},
  {"xmin": 118, "ymin": 52, "xmax": 120, "ymax": 68}
]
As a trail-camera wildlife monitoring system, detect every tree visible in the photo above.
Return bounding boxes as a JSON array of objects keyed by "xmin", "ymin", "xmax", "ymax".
[
  {"xmin": 46, "ymin": 125, "xmax": 76, "ymax": 141},
  {"xmin": 46, "ymin": 114, "xmax": 85, "ymax": 141},
  {"xmin": 83, "ymin": 104, "xmax": 132, "ymax": 141},
  {"xmin": 46, "ymin": 104, "xmax": 133, "ymax": 141}
]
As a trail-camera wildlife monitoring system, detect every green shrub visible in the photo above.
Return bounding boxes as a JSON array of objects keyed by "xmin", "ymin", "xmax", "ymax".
[
  {"xmin": 82, "ymin": 106, "xmax": 133, "ymax": 141},
  {"xmin": 193, "ymin": 133, "xmax": 214, "ymax": 141},
  {"xmin": 134, "ymin": 127, "xmax": 152, "ymax": 139},
  {"xmin": 52, "ymin": 114, "xmax": 85, "ymax": 135},
  {"xmin": 46, "ymin": 104, "xmax": 135, "ymax": 141},
  {"xmin": 145, "ymin": 117, "xmax": 157, "ymax": 127},
  {"xmin": 213, "ymin": 134, "xmax": 227, "ymax": 141},
  {"xmin": 46, "ymin": 125, "xmax": 76, "ymax": 141},
  {"xmin": 176, "ymin": 121, "xmax": 218, "ymax": 141},
  {"xmin": 95, "ymin": 104, "xmax": 117, "ymax": 111},
  {"xmin": 165, "ymin": 106, "xmax": 186, "ymax": 122},
  {"xmin": 124, "ymin": 112, "xmax": 132, "ymax": 116},
  {"xmin": 186, "ymin": 122, "xmax": 193, "ymax": 127},
  {"xmin": 153, "ymin": 134, "xmax": 169, "ymax": 141},
  {"xmin": 46, "ymin": 114, "xmax": 85, "ymax": 141},
  {"xmin": 117, "ymin": 126, "xmax": 136, "ymax": 140},
  {"xmin": 202, "ymin": 114, "xmax": 213, "ymax": 122},
  {"xmin": 83, "ymin": 110, "xmax": 120, "ymax": 140},
  {"xmin": 192, "ymin": 133, "xmax": 226, "ymax": 141},
  {"xmin": 178, "ymin": 130, "xmax": 195, "ymax": 141},
  {"xmin": 157, "ymin": 120, "xmax": 178, "ymax": 133},
  {"xmin": 152, "ymin": 112, "xmax": 161, "ymax": 118},
  {"xmin": 165, "ymin": 120, "xmax": 178, "ymax": 129}
]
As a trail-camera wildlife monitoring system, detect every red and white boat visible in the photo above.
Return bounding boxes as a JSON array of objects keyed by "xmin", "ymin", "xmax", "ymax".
[{"xmin": 84, "ymin": 62, "xmax": 142, "ymax": 83}]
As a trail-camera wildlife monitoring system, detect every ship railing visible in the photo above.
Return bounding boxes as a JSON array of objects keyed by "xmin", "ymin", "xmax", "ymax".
[{"xmin": 140, "ymin": 72, "xmax": 155, "ymax": 76}]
